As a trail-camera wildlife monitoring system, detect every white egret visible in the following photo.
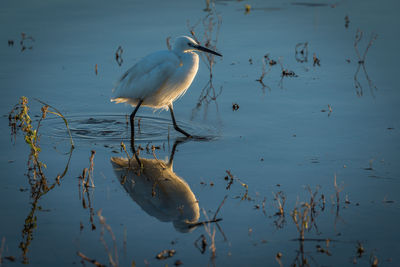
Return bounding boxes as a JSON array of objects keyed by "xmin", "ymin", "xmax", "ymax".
[{"xmin": 111, "ymin": 36, "xmax": 222, "ymax": 138}]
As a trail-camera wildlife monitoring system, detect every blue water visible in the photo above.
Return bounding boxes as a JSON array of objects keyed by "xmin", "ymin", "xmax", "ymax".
[{"xmin": 1, "ymin": 0, "xmax": 399, "ymax": 266}]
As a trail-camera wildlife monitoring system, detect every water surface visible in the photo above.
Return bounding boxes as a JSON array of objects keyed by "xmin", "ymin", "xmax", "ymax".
[{"xmin": 1, "ymin": 0, "xmax": 399, "ymax": 266}]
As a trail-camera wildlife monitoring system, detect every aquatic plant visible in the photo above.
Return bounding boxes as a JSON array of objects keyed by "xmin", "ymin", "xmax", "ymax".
[{"xmin": 8, "ymin": 96, "xmax": 74, "ymax": 263}]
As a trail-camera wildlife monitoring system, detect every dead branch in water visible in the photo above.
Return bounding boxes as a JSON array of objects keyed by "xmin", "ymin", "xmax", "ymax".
[
  {"xmin": 97, "ymin": 209, "xmax": 119, "ymax": 267},
  {"xmin": 79, "ymin": 151, "xmax": 97, "ymax": 230},
  {"xmin": 224, "ymin": 170, "xmax": 249, "ymax": 200},
  {"xmin": 188, "ymin": 3, "xmax": 223, "ymax": 120},
  {"xmin": 255, "ymin": 54, "xmax": 273, "ymax": 92},
  {"xmin": 201, "ymin": 209, "xmax": 217, "ymax": 266},
  {"xmin": 272, "ymin": 191, "xmax": 286, "ymax": 229},
  {"xmin": 34, "ymin": 98, "xmax": 74, "ymax": 148},
  {"xmin": 77, "ymin": 251, "xmax": 105, "ymax": 267},
  {"xmin": 353, "ymin": 29, "xmax": 378, "ymax": 97},
  {"xmin": 295, "ymin": 42, "xmax": 308, "ymax": 63},
  {"xmin": 278, "ymin": 58, "xmax": 298, "ymax": 89}
]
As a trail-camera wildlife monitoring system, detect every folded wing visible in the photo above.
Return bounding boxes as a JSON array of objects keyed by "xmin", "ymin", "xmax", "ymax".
[{"xmin": 111, "ymin": 50, "xmax": 180, "ymax": 108}]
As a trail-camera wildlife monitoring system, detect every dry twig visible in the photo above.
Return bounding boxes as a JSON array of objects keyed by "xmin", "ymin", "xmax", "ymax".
[
  {"xmin": 77, "ymin": 251, "xmax": 105, "ymax": 267},
  {"xmin": 97, "ymin": 209, "xmax": 119, "ymax": 267}
]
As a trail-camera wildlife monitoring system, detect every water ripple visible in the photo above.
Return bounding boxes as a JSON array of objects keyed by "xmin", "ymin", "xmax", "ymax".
[{"xmin": 41, "ymin": 114, "xmax": 218, "ymax": 144}]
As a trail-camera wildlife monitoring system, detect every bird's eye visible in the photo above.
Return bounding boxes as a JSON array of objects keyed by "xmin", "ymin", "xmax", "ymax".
[{"xmin": 187, "ymin": 42, "xmax": 192, "ymax": 46}]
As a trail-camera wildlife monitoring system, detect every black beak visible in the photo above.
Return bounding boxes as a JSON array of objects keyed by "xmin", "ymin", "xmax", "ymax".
[{"xmin": 192, "ymin": 44, "xmax": 222, "ymax": 57}]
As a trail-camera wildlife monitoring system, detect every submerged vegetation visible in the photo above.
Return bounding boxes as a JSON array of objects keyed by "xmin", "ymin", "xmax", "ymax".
[{"xmin": 8, "ymin": 97, "xmax": 74, "ymax": 263}]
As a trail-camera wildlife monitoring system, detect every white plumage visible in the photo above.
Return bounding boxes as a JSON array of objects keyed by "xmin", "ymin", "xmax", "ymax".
[
  {"xmin": 111, "ymin": 50, "xmax": 198, "ymax": 109},
  {"xmin": 111, "ymin": 35, "xmax": 222, "ymax": 137}
]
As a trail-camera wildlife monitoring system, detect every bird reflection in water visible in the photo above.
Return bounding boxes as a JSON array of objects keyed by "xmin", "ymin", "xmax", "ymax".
[{"xmin": 111, "ymin": 139, "xmax": 200, "ymax": 233}]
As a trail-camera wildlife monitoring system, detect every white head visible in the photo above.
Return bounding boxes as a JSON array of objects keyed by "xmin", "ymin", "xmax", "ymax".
[{"xmin": 173, "ymin": 36, "xmax": 222, "ymax": 57}]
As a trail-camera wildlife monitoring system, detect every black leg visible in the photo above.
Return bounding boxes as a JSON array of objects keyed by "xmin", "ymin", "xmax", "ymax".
[
  {"xmin": 130, "ymin": 100, "xmax": 143, "ymax": 167},
  {"xmin": 168, "ymin": 104, "xmax": 192, "ymax": 138},
  {"xmin": 130, "ymin": 99, "xmax": 143, "ymax": 139},
  {"xmin": 167, "ymin": 138, "xmax": 187, "ymax": 167}
]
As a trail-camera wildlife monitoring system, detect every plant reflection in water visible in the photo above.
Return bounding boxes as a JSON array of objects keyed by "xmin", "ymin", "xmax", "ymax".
[
  {"xmin": 9, "ymin": 97, "xmax": 74, "ymax": 263},
  {"xmin": 188, "ymin": 3, "xmax": 223, "ymax": 121}
]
